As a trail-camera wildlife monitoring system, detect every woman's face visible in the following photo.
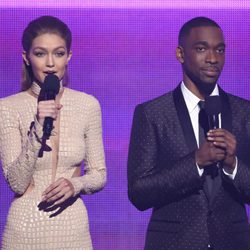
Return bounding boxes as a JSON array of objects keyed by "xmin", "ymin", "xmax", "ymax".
[{"xmin": 22, "ymin": 33, "xmax": 72, "ymax": 84}]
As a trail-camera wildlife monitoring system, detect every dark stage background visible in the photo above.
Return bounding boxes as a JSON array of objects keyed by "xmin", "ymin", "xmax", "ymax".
[{"xmin": 1, "ymin": 1, "xmax": 250, "ymax": 249}]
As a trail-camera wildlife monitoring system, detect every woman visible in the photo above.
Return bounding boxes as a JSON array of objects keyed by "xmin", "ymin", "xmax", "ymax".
[{"xmin": 0, "ymin": 16, "xmax": 106, "ymax": 249}]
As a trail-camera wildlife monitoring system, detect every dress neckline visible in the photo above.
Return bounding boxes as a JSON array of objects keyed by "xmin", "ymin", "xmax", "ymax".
[{"xmin": 28, "ymin": 81, "xmax": 64, "ymax": 99}]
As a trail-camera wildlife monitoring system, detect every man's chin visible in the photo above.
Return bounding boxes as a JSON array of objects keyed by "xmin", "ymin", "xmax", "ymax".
[{"xmin": 198, "ymin": 81, "xmax": 216, "ymax": 96}]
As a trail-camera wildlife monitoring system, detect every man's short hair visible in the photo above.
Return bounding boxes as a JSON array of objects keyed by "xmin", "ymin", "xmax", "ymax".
[{"xmin": 178, "ymin": 17, "xmax": 221, "ymax": 46}]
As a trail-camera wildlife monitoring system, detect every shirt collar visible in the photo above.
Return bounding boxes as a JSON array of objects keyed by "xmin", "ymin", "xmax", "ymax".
[{"xmin": 180, "ymin": 81, "xmax": 219, "ymax": 114}]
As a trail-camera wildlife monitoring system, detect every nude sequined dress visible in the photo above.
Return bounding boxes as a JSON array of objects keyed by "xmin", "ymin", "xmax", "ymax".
[{"xmin": 0, "ymin": 83, "xmax": 106, "ymax": 250}]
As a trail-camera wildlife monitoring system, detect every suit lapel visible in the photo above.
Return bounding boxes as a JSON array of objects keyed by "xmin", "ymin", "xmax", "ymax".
[
  {"xmin": 173, "ymin": 85, "xmax": 232, "ymax": 146},
  {"xmin": 219, "ymin": 87, "xmax": 232, "ymax": 132},
  {"xmin": 173, "ymin": 84, "xmax": 198, "ymax": 153},
  {"xmin": 173, "ymin": 85, "xmax": 211, "ymax": 201}
]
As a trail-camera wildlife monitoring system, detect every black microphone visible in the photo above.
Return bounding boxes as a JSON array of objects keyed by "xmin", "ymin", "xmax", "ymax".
[
  {"xmin": 205, "ymin": 96, "xmax": 222, "ymax": 130},
  {"xmin": 205, "ymin": 96, "xmax": 223, "ymax": 174},
  {"xmin": 40, "ymin": 74, "xmax": 60, "ymax": 138}
]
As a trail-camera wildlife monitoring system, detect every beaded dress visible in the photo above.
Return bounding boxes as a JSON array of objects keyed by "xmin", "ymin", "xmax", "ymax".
[{"xmin": 0, "ymin": 83, "xmax": 106, "ymax": 249}]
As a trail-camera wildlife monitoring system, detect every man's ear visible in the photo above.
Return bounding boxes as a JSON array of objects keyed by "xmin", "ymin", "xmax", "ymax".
[
  {"xmin": 176, "ymin": 46, "xmax": 185, "ymax": 64},
  {"xmin": 22, "ymin": 51, "xmax": 30, "ymax": 66}
]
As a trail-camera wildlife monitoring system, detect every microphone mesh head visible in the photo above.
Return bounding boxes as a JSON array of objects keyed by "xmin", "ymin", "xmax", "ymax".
[
  {"xmin": 43, "ymin": 74, "xmax": 60, "ymax": 94},
  {"xmin": 205, "ymin": 96, "xmax": 222, "ymax": 115}
]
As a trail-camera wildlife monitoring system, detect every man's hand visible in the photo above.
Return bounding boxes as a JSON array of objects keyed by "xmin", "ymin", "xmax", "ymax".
[
  {"xmin": 195, "ymin": 140, "xmax": 226, "ymax": 168},
  {"xmin": 207, "ymin": 129, "xmax": 237, "ymax": 173}
]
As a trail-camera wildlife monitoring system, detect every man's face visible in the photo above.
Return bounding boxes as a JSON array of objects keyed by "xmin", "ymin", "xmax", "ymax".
[{"xmin": 180, "ymin": 26, "xmax": 225, "ymax": 96}]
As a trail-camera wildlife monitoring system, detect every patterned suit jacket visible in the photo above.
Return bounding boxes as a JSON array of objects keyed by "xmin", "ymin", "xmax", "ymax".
[{"xmin": 127, "ymin": 84, "xmax": 250, "ymax": 250}]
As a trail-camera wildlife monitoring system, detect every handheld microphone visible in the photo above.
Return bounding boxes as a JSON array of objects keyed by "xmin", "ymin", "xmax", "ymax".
[
  {"xmin": 205, "ymin": 96, "xmax": 222, "ymax": 130},
  {"xmin": 41, "ymin": 74, "xmax": 60, "ymax": 138},
  {"xmin": 205, "ymin": 96, "xmax": 223, "ymax": 171}
]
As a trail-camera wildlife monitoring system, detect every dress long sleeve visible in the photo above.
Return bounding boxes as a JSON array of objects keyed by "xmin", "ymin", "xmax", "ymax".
[
  {"xmin": 0, "ymin": 99, "xmax": 43, "ymax": 195},
  {"xmin": 69, "ymin": 98, "xmax": 106, "ymax": 196}
]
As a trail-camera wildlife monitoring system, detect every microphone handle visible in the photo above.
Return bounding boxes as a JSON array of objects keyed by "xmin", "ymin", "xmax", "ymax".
[
  {"xmin": 43, "ymin": 117, "xmax": 54, "ymax": 138},
  {"xmin": 43, "ymin": 91, "xmax": 56, "ymax": 138},
  {"xmin": 208, "ymin": 114, "xmax": 224, "ymax": 169},
  {"xmin": 208, "ymin": 114, "xmax": 219, "ymax": 130}
]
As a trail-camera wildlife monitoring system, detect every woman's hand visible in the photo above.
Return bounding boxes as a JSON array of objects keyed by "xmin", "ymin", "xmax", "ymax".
[
  {"xmin": 37, "ymin": 100, "xmax": 62, "ymax": 126},
  {"xmin": 42, "ymin": 177, "xmax": 75, "ymax": 205}
]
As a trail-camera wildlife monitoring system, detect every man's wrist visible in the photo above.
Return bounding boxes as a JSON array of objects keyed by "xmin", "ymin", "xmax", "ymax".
[
  {"xmin": 195, "ymin": 151, "xmax": 204, "ymax": 169},
  {"xmin": 223, "ymin": 156, "xmax": 236, "ymax": 174}
]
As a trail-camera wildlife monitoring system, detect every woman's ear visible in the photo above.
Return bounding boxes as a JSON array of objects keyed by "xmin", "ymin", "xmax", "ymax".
[
  {"xmin": 22, "ymin": 51, "xmax": 30, "ymax": 66},
  {"xmin": 66, "ymin": 51, "xmax": 72, "ymax": 64},
  {"xmin": 176, "ymin": 46, "xmax": 185, "ymax": 64}
]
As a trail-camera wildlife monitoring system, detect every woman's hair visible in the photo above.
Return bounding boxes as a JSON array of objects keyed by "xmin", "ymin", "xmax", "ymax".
[{"xmin": 21, "ymin": 15, "xmax": 72, "ymax": 91}]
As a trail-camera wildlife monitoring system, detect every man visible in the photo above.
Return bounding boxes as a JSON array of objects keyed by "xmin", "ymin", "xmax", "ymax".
[{"xmin": 127, "ymin": 17, "xmax": 250, "ymax": 250}]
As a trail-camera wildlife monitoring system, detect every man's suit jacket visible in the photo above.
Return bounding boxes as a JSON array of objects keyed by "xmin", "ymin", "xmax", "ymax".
[{"xmin": 127, "ymin": 84, "xmax": 250, "ymax": 250}]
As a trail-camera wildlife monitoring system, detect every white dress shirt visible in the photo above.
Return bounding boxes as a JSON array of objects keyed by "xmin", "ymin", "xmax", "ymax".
[{"xmin": 180, "ymin": 81, "xmax": 237, "ymax": 179}]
